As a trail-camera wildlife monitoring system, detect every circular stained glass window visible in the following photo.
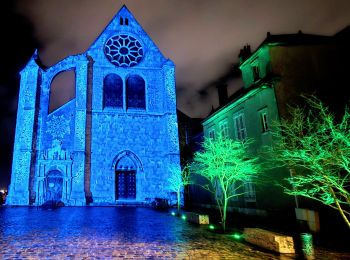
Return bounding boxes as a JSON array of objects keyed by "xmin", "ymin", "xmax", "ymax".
[{"xmin": 104, "ymin": 35, "xmax": 144, "ymax": 67}]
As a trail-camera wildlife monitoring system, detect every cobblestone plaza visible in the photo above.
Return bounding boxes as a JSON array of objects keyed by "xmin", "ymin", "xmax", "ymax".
[{"xmin": 0, "ymin": 207, "xmax": 349, "ymax": 259}]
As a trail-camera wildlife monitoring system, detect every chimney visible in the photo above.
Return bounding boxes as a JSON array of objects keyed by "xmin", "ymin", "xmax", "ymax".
[
  {"xmin": 238, "ymin": 44, "xmax": 252, "ymax": 64},
  {"xmin": 217, "ymin": 82, "xmax": 228, "ymax": 107}
]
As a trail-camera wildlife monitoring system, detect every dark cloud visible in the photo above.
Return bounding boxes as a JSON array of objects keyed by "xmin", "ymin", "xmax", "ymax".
[
  {"xmin": 11, "ymin": 0, "xmax": 350, "ymax": 118},
  {"xmin": 198, "ymin": 90, "xmax": 209, "ymax": 98}
]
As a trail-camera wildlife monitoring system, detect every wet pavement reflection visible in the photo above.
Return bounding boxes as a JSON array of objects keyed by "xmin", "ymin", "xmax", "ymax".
[{"xmin": 0, "ymin": 207, "xmax": 348, "ymax": 259}]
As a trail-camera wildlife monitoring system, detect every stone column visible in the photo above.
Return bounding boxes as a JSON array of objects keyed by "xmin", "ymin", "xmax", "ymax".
[
  {"xmin": 163, "ymin": 60, "xmax": 176, "ymax": 114},
  {"xmin": 31, "ymin": 68, "xmax": 53, "ymax": 206},
  {"xmin": 70, "ymin": 57, "xmax": 89, "ymax": 205},
  {"xmin": 163, "ymin": 60, "xmax": 180, "ymax": 156},
  {"xmin": 7, "ymin": 59, "xmax": 39, "ymax": 205},
  {"xmin": 162, "ymin": 61, "xmax": 181, "ymax": 198},
  {"xmin": 89, "ymin": 64, "xmax": 102, "ymax": 199}
]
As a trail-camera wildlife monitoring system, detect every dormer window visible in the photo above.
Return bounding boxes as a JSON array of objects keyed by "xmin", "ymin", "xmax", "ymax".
[
  {"xmin": 120, "ymin": 17, "xmax": 123, "ymax": 25},
  {"xmin": 125, "ymin": 18, "xmax": 129, "ymax": 25}
]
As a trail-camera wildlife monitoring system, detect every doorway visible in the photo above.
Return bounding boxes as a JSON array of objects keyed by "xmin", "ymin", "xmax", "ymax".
[
  {"xmin": 45, "ymin": 170, "xmax": 63, "ymax": 202},
  {"xmin": 116, "ymin": 170, "xmax": 136, "ymax": 200}
]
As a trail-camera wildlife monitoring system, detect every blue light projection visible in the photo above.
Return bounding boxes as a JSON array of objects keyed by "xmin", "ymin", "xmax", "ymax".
[
  {"xmin": 7, "ymin": 5, "xmax": 181, "ymax": 206},
  {"xmin": 104, "ymin": 34, "xmax": 144, "ymax": 67},
  {"xmin": 103, "ymin": 74, "xmax": 123, "ymax": 108}
]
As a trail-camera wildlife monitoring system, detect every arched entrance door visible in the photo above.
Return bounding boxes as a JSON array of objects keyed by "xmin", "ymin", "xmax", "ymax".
[
  {"xmin": 45, "ymin": 170, "xmax": 63, "ymax": 202},
  {"xmin": 116, "ymin": 170, "xmax": 136, "ymax": 199},
  {"xmin": 115, "ymin": 155, "xmax": 137, "ymax": 200}
]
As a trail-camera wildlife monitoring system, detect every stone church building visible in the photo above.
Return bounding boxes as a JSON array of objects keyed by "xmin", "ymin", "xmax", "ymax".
[{"xmin": 7, "ymin": 6, "xmax": 180, "ymax": 206}]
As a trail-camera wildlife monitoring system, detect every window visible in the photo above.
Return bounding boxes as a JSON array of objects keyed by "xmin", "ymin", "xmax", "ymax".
[
  {"xmin": 126, "ymin": 75, "xmax": 146, "ymax": 109},
  {"xmin": 231, "ymin": 182, "xmax": 239, "ymax": 201},
  {"xmin": 103, "ymin": 74, "xmax": 123, "ymax": 108},
  {"xmin": 244, "ymin": 180, "xmax": 256, "ymax": 201},
  {"xmin": 214, "ymin": 179, "xmax": 222, "ymax": 199},
  {"xmin": 104, "ymin": 35, "xmax": 144, "ymax": 67},
  {"xmin": 252, "ymin": 65, "xmax": 260, "ymax": 82},
  {"xmin": 120, "ymin": 17, "xmax": 128, "ymax": 25},
  {"xmin": 233, "ymin": 113, "xmax": 247, "ymax": 141},
  {"xmin": 219, "ymin": 120, "xmax": 229, "ymax": 138},
  {"xmin": 260, "ymin": 111, "xmax": 268, "ymax": 132},
  {"xmin": 208, "ymin": 129, "xmax": 215, "ymax": 139}
]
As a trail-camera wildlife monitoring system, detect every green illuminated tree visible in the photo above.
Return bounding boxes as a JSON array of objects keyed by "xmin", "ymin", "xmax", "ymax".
[
  {"xmin": 191, "ymin": 135, "xmax": 261, "ymax": 231},
  {"xmin": 270, "ymin": 96, "xmax": 350, "ymax": 229},
  {"xmin": 168, "ymin": 164, "xmax": 192, "ymax": 214}
]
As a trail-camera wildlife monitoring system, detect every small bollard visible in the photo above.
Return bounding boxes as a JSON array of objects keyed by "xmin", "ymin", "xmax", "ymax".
[{"xmin": 300, "ymin": 233, "xmax": 314, "ymax": 259}]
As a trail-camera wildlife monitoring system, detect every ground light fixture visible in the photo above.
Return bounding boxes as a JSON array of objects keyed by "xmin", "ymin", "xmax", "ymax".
[
  {"xmin": 181, "ymin": 215, "xmax": 187, "ymax": 220},
  {"xmin": 232, "ymin": 233, "xmax": 242, "ymax": 240},
  {"xmin": 209, "ymin": 225, "xmax": 215, "ymax": 230},
  {"xmin": 171, "ymin": 211, "xmax": 176, "ymax": 216},
  {"xmin": 301, "ymin": 233, "xmax": 314, "ymax": 259}
]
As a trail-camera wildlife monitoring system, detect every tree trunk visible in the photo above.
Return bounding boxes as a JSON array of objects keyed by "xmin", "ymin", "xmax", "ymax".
[
  {"xmin": 330, "ymin": 188, "xmax": 350, "ymax": 229},
  {"xmin": 222, "ymin": 197, "xmax": 228, "ymax": 232},
  {"xmin": 177, "ymin": 189, "xmax": 181, "ymax": 214}
]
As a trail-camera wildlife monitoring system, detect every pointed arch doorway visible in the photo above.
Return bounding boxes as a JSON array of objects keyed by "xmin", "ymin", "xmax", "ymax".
[
  {"xmin": 113, "ymin": 151, "xmax": 142, "ymax": 200},
  {"xmin": 45, "ymin": 170, "xmax": 63, "ymax": 202}
]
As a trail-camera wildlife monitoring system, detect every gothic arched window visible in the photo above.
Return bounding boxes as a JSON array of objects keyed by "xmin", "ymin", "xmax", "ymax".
[
  {"xmin": 49, "ymin": 69, "xmax": 76, "ymax": 113},
  {"xmin": 126, "ymin": 75, "xmax": 145, "ymax": 110},
  {"xmin": 103, "ymin": 74, "xmax": 123, "ymax": 108}
]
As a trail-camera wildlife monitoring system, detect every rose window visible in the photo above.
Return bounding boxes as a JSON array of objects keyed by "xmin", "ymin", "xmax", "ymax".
[{"xmin": 104, "ymin": 35, "xmax": 144, "ymax": 67}]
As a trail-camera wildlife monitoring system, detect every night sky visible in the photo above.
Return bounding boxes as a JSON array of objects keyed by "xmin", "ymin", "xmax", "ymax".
[{"xmin": 0, "ymin": 0, "xmax": 350, "ymax": 187}]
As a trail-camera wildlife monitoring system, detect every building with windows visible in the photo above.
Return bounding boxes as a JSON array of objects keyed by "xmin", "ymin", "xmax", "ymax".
[
  {"xmin": 7, "ymin": 6, "xmax": 180, "ymax": 206},
  {"xmin": 190, "ymin": 28, "xmax": 350, "ymax": 217},
  {"xmin": 177, "ymin": 110, "xmax": 203, "ymax": 164}
]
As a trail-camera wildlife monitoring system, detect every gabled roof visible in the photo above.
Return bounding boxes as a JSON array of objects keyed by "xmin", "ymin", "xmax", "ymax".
[
  {"xmin": 334, "ymin": 25, "xmax": 350, "ymax": 41},
  {"xmin": 206, "ymin": 85, "xmax": 253, "ymax": 118},
  {"xmin": 240, "ymin": 28, "xmax": 349, "ymax": 66},
  {"xmin": 259, "ymin": 31, "xmax": 332, "ymax": 48},
  {"xmin": 87, "ymin": 5, "xmax": 168, "ymax": 67},
  {"xmin": 30, "ymin": 5, "xmax": 169, "ymax": 71}
]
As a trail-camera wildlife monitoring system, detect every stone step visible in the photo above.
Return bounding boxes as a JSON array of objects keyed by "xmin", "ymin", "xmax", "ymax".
[
  {"xmin": 89, "ymin": 200, "xmax": 146, "ymax": 207},
  {"xmin": 186, "ymin": 212, "xmax": 210, "ymax": 224},
  {"xmin": 116, "ymin": 200, "xmax": 145, "ymax": 207},
  {"xmin": 244, "ymin": 228, "xmax": 295, "ymax": 254}
]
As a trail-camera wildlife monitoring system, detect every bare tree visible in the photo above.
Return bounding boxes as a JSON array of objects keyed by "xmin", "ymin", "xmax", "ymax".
[
  {"xmin": 270, "ymin": 96, "xmax": 350, "ymax": 228},
  {"xmin": 168, "ymin": 164, "xmax": 192, "ymax": 214},
  {"xmin": 191, "ymin": 135, "xmax": 261, "ymax": 231}
]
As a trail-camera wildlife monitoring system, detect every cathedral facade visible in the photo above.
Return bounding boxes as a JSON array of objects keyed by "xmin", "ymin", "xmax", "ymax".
[{"xmin": 7, "ymin": 6, "xmax": 180, "ymax": 206}]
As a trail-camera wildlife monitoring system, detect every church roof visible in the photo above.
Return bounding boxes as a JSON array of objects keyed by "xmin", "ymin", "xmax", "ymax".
[
  {"xmin": 87, "ymin": 5, "xmax": 168, "ymax": 67},
  {"xmin": 31, "ymin": 5, "xmax": 170, "ymax": 71}
]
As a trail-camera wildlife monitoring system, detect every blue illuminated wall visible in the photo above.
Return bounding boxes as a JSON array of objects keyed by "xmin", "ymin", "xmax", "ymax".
[{"xmin": 7, "ymin": 6, "xmax": 181, "ymax": 205}]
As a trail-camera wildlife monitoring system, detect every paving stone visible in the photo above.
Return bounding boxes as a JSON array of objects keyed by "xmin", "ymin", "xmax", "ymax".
[{"xmin": 0, "ymin": 207, "xmax": 349, "ymax": 259}]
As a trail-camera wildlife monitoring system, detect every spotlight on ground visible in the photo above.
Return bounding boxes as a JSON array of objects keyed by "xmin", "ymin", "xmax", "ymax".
[
  {"xmin": 181, "ymin": 215, "xmax": 187, "ymax": 220},
  {"xmin": 209, "ymin": 225, "xmax": 215, "ymax": 230},
  {"xmin": 171, "ymin": 212, "xmax": 176, "ymax": 216},
  {"xmin": 232, "ymin": 233, "xmax": 242, "ymax": 240}
]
